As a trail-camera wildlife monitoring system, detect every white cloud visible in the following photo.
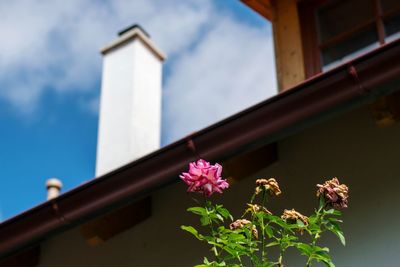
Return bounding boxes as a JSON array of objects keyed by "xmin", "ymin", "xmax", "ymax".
[
  {"xmin": 0, "ymin": 0, "xmax": 276, "ymax": 143},
  {"xmin": 163, "ymin": 17, "xmax": 276, "ymax": 143},
  {"xmin": 0, "ymin": 0, "xmax": 212, "ymax": 112}
]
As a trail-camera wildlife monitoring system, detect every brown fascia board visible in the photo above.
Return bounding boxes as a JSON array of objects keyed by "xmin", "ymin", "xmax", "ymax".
[
  {"xmin": 240, "ymin": 0, "xmax": 273, "ymax": 20},
  {"xmin": 1, "ymin": 40, "xmax": 400, "ymax": 259},
  {"xmin": 240, "ymin": 0, "xmax": 326, "ymax": 21}
]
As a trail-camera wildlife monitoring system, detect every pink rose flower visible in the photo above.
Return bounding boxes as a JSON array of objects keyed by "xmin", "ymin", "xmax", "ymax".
[{"xmin": 180, "ymin": 159, "xmax": 229, "ymax": 197}]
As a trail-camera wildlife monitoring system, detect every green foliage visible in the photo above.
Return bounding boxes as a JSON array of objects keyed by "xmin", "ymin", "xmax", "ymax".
[{"xmin": 181, "ymin": 183, "xmax": 347, "ymax": 267}]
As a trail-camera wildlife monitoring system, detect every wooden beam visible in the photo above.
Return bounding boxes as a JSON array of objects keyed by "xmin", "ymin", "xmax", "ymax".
[
  {"xmin": 0, "ymin": 246, "xmax": 40, "ymax": 267},
  {"xmin": 271, "ymin": 0, "xmax": 306, "ymax": 91},
  {"xmin": 80, "ymin": 197, "xmax": 151, "ymax": 246},
  {"xmin": 240, "ymin": 0, "xmax": 273, "ymax": 20},
  {"xmin": 223, "ymin": 143, "xmax": 278, "ymax": 181}
]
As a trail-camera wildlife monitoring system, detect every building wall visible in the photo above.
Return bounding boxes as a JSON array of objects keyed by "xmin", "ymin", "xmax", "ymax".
[{"xmin": 39, "ymin": 106, "xmax": 400, "ymax": 266}]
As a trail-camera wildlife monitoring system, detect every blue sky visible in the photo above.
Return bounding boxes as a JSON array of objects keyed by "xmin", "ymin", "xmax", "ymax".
[{"xmin": 0, "ymin": 0, "xmax": 276, "ymax": 220}]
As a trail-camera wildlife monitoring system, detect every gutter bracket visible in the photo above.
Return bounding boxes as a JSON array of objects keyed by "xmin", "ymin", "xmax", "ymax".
[
  {"xmin": 348, "ymin": 64, "xmax": 369, "ymax": 95},
  {"xmin": 186, "ymin": 136, "xmax": 201, "ymax": 159},
  {"xmin": 50, "ymin": 201, "xmax": 69, "ymax": 225}
]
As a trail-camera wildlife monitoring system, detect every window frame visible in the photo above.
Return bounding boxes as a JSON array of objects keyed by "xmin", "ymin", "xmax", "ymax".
[{"xmin": 299, "ymin": 0, "xmax": 400, "ymax": 77}]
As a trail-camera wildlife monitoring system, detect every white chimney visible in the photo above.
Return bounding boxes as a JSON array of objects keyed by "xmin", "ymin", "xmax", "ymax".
[
  {"xmin": 46, "ymin": 178, "xmax": 63, "ymax": 200},
  {"xmin": 96, "ymin": 25, "xmax": 166, "ymax": 176}
]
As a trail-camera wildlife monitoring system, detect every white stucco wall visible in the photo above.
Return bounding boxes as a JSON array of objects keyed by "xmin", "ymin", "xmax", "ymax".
[
  {"xmin": 40, "ymin": 106, "xmax": 400, "ymax": 266},
  {"xmin": 96, "ymin": 37, "xmax": 163, "ymax": 176}
]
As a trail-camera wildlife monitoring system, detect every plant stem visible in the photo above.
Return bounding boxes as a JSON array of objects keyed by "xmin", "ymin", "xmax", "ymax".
[
  {"xmin": 277, "ymin": 228, "xmax": 288, "ymax": 267},
  {"xmin": 248, "ymin": 218, "xmax": 257, "ymax": 267},
  {"xmin": 306, "ymin": 204, "xmax": 325, "ymax": 267},
  {"xmin": 204, "ymin": 200, "xmax": 221, "ymax": 262},
  {"xmin": 278, "ymin": 250, "xmax": 284, "ymax": 267},
  {"xmin": 261, "ymin": 189, "xmax": 268, "ymax": 262},
  {"xmin": 312, "ymin": 205, "xmax": 324, "ymax": 245},
  {"xmin": 237, "ymin": 255, "xmax": 244, "ymax": 267}
]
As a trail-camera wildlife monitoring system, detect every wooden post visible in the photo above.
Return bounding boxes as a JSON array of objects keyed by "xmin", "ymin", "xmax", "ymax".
[{"xmin": 271, "ymin": 0, "xmax": 306, "ymax": 91}]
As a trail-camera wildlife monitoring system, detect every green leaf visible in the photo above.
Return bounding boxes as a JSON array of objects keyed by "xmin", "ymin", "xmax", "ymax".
[
  {"xmin": 296, "ymin": 243, "xmax": 313, "ymax": 256},
  {"xmin": 319, "ymin": 196, "xmax": 326, "ymax": 209},
  {"xmin": 181, "ymin": 225, "xmax": 203, "ymax": 240},
  {"xmin": 327, "ymin": 217, "xmax": 343, "ymax": 223},
  {"xmin": 265, "ymin": 225, "xmax": 274, "ymax": 238},
  {"xmin": 296, "ymin": 219, "xmax": 305, "ymax": 228},
  {"xmin": 336, "ymin": 230, "xmax": 346, "ymax": 246},
  {"xmin": 325, "ymin": 221, "xmax": 346, "ymax": 246},
  {"xmin": 309, "ymin": 214, "xmax": 318, "ymax": 223},
  {"xmin": 195, "ymin": 257, "xmax": 227, "ymax": 267},
  {"xmin": 322, "ymin": 261, "xmax": 335, "ymax": 267},
  {"xmin": 266, "ymin": 241, "xmax": 279, "ymax": 247},
  {"xmin": 216, "ymin": 213, "xmax": 224, "ymax": 222},
  {"xmin": 216, "ymin": 206, "xmax": 232, "ymax": 220},
  {"xmin": 324, "ymin": 209, "xmax": 341, "ymax": 216},
  {"xmin": 181, "ymin": 225, "xmax": 197, "ymax": 235},
  {"xmin": 188, "ymin": 207, "xmax": 207, "ymax": 216},
  {"xmin": 200, "ymin": 216, "xmax": 211, "ymax": 226}
]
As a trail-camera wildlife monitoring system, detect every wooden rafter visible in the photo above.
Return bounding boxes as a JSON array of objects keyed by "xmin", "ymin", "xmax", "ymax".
[
  {"xmin": 240, "ymin": 0, "xmax": 273, "ymax": 20},
  {"xmin": 80, "ymin": 197, "xmax": 151, "ymax": 246}
]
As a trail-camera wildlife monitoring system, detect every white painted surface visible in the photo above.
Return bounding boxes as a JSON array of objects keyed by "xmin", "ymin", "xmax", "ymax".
[{"xmin": 96, "ymin": 29, "xmax": 164, "ymax": 176}]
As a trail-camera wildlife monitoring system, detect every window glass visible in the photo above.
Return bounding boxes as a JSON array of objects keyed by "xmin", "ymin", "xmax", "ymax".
[
  {"xmin": 317, "ymin": 0, "xmax": 374, "ymax": 43},
  {"xmin": 321, "ymin": 26, "xmax": 379, "ymax": 70},
  {"xmin": 311, "ymin": 0, "xmax": 399, "ymax": 73},
  {"xmin": 384, "ymin": 14, "xmax": 400, "ymax": 42}
]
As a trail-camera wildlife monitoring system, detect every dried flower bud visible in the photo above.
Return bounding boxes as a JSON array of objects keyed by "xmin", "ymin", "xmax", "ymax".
[
  {"xmin": 251, "ymin": 225, "xmax": 259, "ymax": 239},
  {"xmin": 255, "ymin": 178, "xmax": 281, "ymax": 196},
  {"xmin": 229, "ymin": 219, "xmax": 258, "ymax": 239},
  {"xmin": 317, "ymin": 177, "xmax": 349, "ymax": 209},
  {"xmin": 230, "ymin": 219, "xmax": 251, "ymax": 230},
  {"xmin": 281, "ymin": 209, "xmax": 309, "ymax": 226},
  {"xmin": 246, "ymin": 204, "xmax": 272, "ymax": 215}
]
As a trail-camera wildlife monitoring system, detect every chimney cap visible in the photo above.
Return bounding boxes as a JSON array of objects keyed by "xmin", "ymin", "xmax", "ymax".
[
  {"xmin": 101, "ymin": 24, "xmax": 166, "ymax": 61},
  {"xmin": 118, "ymin": 24, "xmax": 150, "ymax": 38},
  {"xmin": 46, "ymin": 178, "xmax": 63, "ymax": 189}
]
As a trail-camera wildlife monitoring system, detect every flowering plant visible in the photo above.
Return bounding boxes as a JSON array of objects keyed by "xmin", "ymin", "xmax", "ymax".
[{"xmin": 180, "ymin": 159, "xmax": 349, "ymax": 267}]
